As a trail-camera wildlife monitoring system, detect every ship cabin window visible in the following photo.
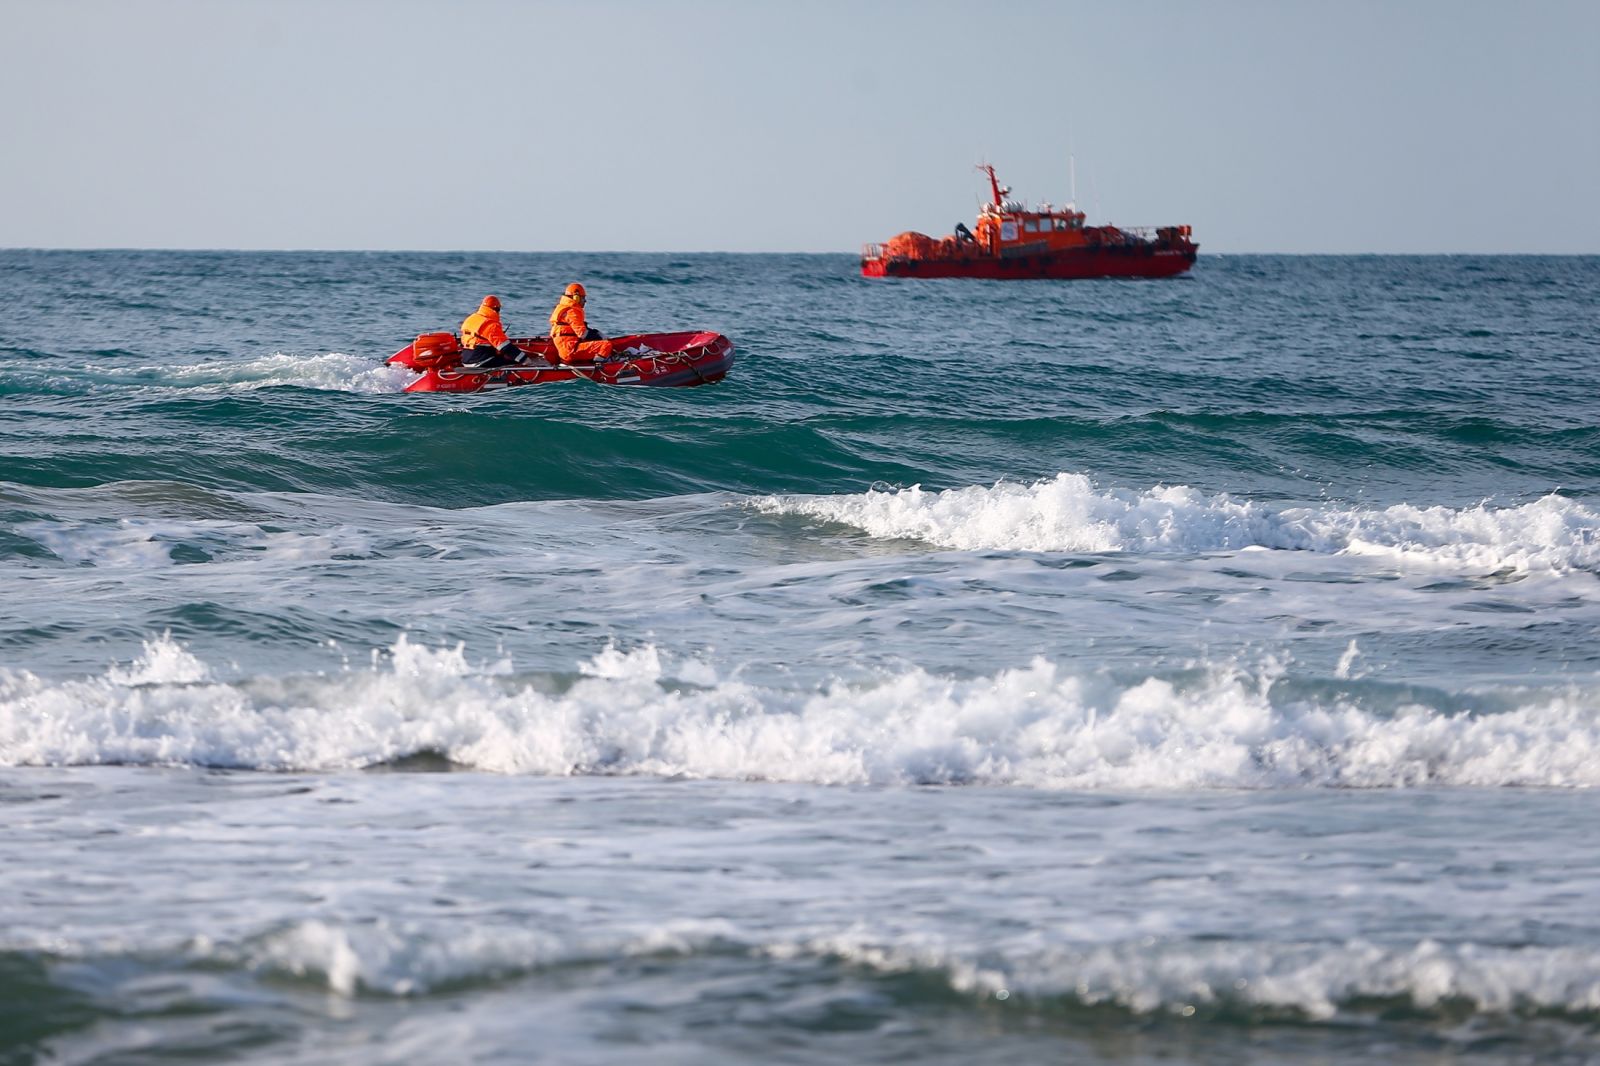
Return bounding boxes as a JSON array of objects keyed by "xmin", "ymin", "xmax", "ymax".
[
  {"xmin": 1024, "ymin": 218, "xmax": 1039, "ymax": 233},
  {"xmin": 1052, "ymin": 218, "xmax": 1069, "ymax": 232}
]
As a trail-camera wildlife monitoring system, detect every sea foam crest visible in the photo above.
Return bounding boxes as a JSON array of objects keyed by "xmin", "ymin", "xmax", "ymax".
[
  {"xmin": 215, "ymin": 917, "xmax": 1600, "ymax": 1021},
  {"xmin": 3, "ymin": 635, "xmax": 1599, "ymax": 788},
  {"xmin": 106, "ymin": 633, "xmax": 211, "ymax": 686},
  {"xmin": 797, "ymin": 931, "xmax": 1600, "ymax": 1021},
  {"xmin": 751, "ymin": 474, "xmax": 1600, "ymax": 572},
  {"xmin": 231, "ymin": 917, "xmax": 734, "ymax": 997}
]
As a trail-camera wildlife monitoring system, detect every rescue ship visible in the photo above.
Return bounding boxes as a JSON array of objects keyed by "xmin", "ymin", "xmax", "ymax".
[{"xmin": 861, "ymin": 164, "xmax": 1197, "ymax": 280}]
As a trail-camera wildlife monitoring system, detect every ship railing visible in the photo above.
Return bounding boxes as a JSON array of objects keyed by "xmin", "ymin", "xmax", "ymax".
[
  {"xmin": 1091, "ymin": 225, "xmax": 1191, "ymax": 247},
  {"xmin": 1089, "ymin": 225, "xmax": 1156, "ymax": 243},
  {"xmin": 862, "ymin": 243, "xmax": 886, "ymax": 259}
]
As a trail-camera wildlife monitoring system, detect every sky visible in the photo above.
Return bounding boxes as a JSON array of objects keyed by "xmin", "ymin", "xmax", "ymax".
[{"xmin": 3, "ymin": 0, "xmax": 1597, "ymax": 254}]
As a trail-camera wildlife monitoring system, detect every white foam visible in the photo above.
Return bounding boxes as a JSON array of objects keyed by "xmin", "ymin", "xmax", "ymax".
[
  {"xmin": 107, "ymin": 634, "xmax": 211, "ymax": 686},
  {"xmin": 804, "ymin": 931, "xmax": 1600, "ymax": 1020},
  {"xmin": 751, "ymin": 474, "xmax": 1600, "ymax": 573},
  {"xmin": 3, "ymin": 635, "xmax": 1598, "ymax": 788},
  {"xmin": 15, "ymin": 893, "xmax": 1600, "ymax": 1019},
  {"xmin": 196, "ymin": 916, "xmax": 1600, "ymax": 1020},
  {"xmin": 193, "ymin": 352, "xmax": 416, "ymax": 393},
  {"xmin": 242, "ymin": 919, "xmax": 560, "ymax": 997},
  {"xmin": 18, "ymin": 519, "xmax": 179, "ymax": 568},
  {"xmin": 89, "ymin": 352, "xmax": 414, "ymax": 394},
  {"xmin": 16, "ymin": 516, "xmax": 374, "ymax": 568},
  {"xmin": 225, "ymin": 917, "xmax": 734, "ymax": 997}
]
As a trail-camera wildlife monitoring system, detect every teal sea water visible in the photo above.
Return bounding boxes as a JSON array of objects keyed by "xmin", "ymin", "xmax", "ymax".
[{"xmin": 2, "ymin": 250, "xmax": 1599, "ymax": 1063}]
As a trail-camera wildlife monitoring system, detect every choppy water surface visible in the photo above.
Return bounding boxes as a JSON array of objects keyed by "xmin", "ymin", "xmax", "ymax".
[{"xmin": 2, "ymin": 250, "xmax": 1598, "ymax": 1063}]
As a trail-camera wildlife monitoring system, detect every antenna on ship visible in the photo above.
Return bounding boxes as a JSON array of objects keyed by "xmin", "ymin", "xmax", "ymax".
[
  {"xmin": 1068, "ymin": 153, "xmax": 1077, "ymax": 208},
  {"xmin": 977, "ymin": 161, "xmax": 1004, "ymax": 208}
]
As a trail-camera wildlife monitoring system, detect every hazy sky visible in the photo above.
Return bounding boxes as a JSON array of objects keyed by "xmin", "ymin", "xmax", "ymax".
[{"xmin": 4, "ymin": 0, "xmax": 1596, "ymax": 253}]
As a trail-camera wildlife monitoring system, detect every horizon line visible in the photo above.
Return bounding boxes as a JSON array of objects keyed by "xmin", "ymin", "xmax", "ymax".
[{"xmin": 3, "ymin": 247, "xmax": 1598, "ymax": 257}]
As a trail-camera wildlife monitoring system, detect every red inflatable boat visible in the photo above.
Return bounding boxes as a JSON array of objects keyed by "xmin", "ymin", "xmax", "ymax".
[{"xmin": 387, "ymin": 331, "xmax": 735, "ymax": 393}]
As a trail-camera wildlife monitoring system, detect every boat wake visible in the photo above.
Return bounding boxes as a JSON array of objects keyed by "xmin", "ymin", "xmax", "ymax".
[
  {"xmin": 160, "ymin": 352, "xmax": 417, "ymax": 394},
  {"xmin": 4, "ymin": 353, "xmax": 415, "ymax": 395}
]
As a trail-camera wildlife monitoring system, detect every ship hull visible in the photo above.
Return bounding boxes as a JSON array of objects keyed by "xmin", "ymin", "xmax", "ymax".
[{"xmin": 862, "ymin": 245, "xmax": 1197, "ymax": 280}]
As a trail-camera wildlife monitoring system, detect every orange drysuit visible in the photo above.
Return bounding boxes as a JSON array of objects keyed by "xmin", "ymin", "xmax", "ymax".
[
  {"xmin": 461, "ymin": 297, "xmax": 512, "ymax": 351},
  {"xmin": 548, "ymin": 284, "xmax": 615, "ymax": 364}
]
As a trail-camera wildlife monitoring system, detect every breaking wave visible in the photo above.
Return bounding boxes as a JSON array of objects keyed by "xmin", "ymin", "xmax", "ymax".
[
  {"xmin": 752, "ymin": 474, "xmax": 1600, "ymax": 573},
  {"xmin": 3, "ymin": 635, "xmax": 1597, "ymax": 788},
  {"xmin": 68, "ymin": 917, "xmax": 1600, "ymax": 1024}
]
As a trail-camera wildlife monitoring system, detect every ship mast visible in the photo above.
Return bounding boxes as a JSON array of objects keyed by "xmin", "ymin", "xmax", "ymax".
[{"xmin": 978, "ymin": 163, "xmax": 1004, "ymax": 209}]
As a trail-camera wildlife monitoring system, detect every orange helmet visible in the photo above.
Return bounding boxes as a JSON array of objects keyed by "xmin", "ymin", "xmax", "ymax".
[
  {"xmin": 482, "ymin": 295, "xmax": 501, "ymax": 311},
  {"xmin": 564, "ymin": 283, "xmax": 586, "ymax": 299}
]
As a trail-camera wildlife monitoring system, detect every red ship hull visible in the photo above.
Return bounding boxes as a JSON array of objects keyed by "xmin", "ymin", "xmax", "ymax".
[
  {"xmin": 387, "ymin": 331, "xmax": 734, "ymax": 393},
  {"xmin": 862, "ymin": 244, "xmax": 1197, "ymax": 280}
]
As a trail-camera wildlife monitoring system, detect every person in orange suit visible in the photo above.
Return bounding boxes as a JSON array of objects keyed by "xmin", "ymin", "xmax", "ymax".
[
  {"xmin": 459, "ymin": 295, "xmax": 523, "ymax": 368},
  {"xmin": 548, "ymin": 283, "xmax": 615, "ymax": 365}
]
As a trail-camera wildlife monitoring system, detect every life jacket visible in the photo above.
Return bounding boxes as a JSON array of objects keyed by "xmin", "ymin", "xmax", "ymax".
[
  {"xmin": 461, "ymin": 303, "xmax": 509, "ymax": 349},
  {"xmin": 549, "ymin": 297, "xmax": 587, "ymax": 340}
]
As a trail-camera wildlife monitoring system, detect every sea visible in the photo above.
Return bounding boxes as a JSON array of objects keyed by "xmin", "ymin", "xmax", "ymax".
[{"xmin": 2, "ymin": 249, "xmax": 1599, "ymax": 1064}]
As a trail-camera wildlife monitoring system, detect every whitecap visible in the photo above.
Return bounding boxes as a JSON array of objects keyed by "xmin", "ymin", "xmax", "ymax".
[
  {"xmin": 751, "ymin": 474, "xmax": 1600, "ymax": 573},
  {"xmin": 4, "ymin": 635, "xmax": 1598, "ymax": 789}
]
